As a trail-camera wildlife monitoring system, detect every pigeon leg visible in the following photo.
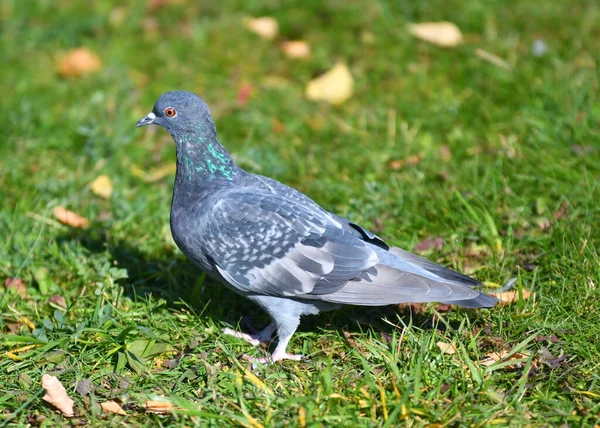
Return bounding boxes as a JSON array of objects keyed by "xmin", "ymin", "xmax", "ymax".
[
  {"xmin": 243, "ymin": 315, "xmax": 303, "ymax": 365},
  {"xmin": 222, "ymin": 322, "xmax": 276, "ymax": 346}
]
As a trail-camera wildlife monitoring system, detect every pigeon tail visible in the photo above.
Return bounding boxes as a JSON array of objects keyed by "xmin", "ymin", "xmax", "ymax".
[{"xmin": 314, "ymin": 247, "xmax": 498, "ymax": 308}]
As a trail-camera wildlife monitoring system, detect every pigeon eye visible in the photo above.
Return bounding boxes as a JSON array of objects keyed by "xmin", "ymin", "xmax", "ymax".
[{"xmin": 165, "ymin": 107, "xmax": 177, "ymax": 118}]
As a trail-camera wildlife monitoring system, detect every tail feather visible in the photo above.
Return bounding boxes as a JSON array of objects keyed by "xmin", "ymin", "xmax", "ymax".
[
  {"xmin": 389, "ymin": 247, "xmax": 483, "ymax": 288},
  {"xmin": 318, "ymin": 263, "xmax": 497, "ymax": 307}
]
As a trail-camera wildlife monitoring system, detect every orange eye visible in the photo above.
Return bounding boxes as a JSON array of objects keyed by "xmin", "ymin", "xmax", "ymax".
[{"xmin": 165, "ymin": 107, "xmax": 177, "ymax": 117}]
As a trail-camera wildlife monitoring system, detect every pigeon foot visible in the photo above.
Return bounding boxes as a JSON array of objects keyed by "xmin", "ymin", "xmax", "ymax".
[
  {"xmin": 222, "ymin": 322, "xmax": 276, "ymax": 347},
  {"xmin": 243, "ymin": 351, "xmax": 304, "ymax": 367}
]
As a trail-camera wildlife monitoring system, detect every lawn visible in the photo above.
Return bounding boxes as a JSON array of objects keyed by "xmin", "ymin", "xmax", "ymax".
[{"xmin": 1, "ymin": 0, "xmax": 599, "ymax": 426}]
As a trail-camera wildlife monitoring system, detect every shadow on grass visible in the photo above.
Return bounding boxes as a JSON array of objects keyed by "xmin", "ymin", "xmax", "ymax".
[{"xmin": 57, "ymin": 227, "xmax": 487, "ymax": 342}]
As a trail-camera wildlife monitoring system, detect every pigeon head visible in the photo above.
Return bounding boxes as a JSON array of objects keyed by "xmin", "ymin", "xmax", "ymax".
[
  {"xmin": 137, "ymin": 91, "xmax": 241, "ymax": 183},
  {"xmin": 136, "ymin": 91, "xmax": 216, "ymax": 138}
]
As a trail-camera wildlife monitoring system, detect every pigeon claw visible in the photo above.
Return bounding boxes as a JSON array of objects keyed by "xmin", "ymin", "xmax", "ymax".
[
  {"xmin": 243, "ymin": 352, "xmax": 304, "ymax": 369},
  {"xmin": 222, "ymin": 327, "xmax": 262, "ymax": 346}
]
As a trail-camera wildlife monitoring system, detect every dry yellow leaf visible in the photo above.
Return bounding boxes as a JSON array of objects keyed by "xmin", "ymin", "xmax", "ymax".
[
  {"xmin": 280, "ymin": 40, "xmax": 311, "ymax": 59},
  {"xmin": 437, "ymin": 341, "xmax": 457, "ymax": 355},
  {"xmin": 409, "ymin": 22, "xmax": 463, "ymax": 47},
  {"xmin": 130, "ymin": 163, "xmax": 176, "ymax": 183},
  {"xmin": 53, "ymin": 206, "xmax": 90, "ymax": 229},
  {"xmin": 42, "ymin": 374, "xmax": 75, "ymax": 417},
  {"xmin": 490, "ymin": 290, "xmax": 533, "ymax": 305},
  {"xmin": 100, "ymin": 400, "xmax": 126, "ymax": 415},
  {"xmin": 90, "ymin": 175, "xmax": 113, "ymax": 198},
  {"xmin": 481, "ymin": 350, "xmax": 531, "ymax": 368},
  {"xmin": 243, "ymin": 17, "xmax": 279, "ymax": 40},
  {"xmin": 244, "ymin": 368, "xmax": 274, "ymax": 395},
  {"xmin": 305, "ymin": 63, "xmax": 354, "ymax": 105},
  {"xmin": 145, "ymin": 399, "xmax": 177, "ymax": 413},
  {"xmin": 58, "ymin": 48, "xmax": 102, "ymax": 78}
]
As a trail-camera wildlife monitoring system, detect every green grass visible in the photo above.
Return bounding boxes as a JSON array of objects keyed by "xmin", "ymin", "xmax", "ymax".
[{"xmin": 2, "ymin": 0, "xmax": 600, "ymax": 426}]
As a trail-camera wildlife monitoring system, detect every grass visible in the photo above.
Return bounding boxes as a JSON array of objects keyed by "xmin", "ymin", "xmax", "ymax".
[{"xmin": 1, "ymin": 0, "xmax": 600, "ymax": 425}]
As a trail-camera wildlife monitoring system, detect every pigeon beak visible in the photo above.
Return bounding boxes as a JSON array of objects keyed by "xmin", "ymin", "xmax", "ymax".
[{"xmin": 136, "ymin": 112, "xmax": 156, "ymax": 127}]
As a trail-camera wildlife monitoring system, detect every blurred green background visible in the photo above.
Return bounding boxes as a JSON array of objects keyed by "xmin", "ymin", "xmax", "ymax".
[{"xmin": 1, "ymin": 0, "xmax": 599, "ymax": 426}]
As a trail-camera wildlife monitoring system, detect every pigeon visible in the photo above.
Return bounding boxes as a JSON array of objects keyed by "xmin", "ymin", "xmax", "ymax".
[{"xmin": 137, "ymin": 91, "xmax": 498, "ymax": 364}]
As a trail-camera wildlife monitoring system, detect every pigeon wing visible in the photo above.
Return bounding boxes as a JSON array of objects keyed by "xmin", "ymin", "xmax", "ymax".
[{"xmin": 203, "ymin": 191, "xmax": 378, "ymax": 297}]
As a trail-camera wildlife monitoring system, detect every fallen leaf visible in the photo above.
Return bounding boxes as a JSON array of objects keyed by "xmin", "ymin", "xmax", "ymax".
[
  {"xmin": 108, "ymin": 6, "xmax": 128, "ymax": 28},
  {"xmin": 271, "ymin": 117, "xmax": 285, "ymax": 134},
  {"xmin": 148, "ymin": 0, "xmax": 172, "ymax": 10},
  {"xmin": 130, "ymin": 163, "xmax": 176, "ymax": 183},
  {"xmin": 243, "ymin": 16, "xmax": 279, "ymax": 40},
  {"xmin": 48, "ymin": 295, "xmax": 67, "ymax": 309},
  {"xmin": 305, "ymin": 63, "xmax": 354, "ymax": 105},
  {"xmin": 343, "ymin": 331, "xmax": 356, "ymax": 347},
  {"xmin": 481, "ymin": 350, "xmax": 530, "ymax": 369},
  {"xmin": 75, "ymin": 379, "xmax": 93, "ymax": 396},
  {"xmin": 42, "ymin": 374, "xmax": 75, "ymax": 417},
  {"xmin": 90, "ymin": 175, "xmax": 113, "ymax": 198},
  {"xmin": 538, "ymin": 347, "xmax": 568, "ymax": 369},
  {"xmin": 414, "ymin": 236, "xmax": 444, "ymax": 253},
  {"xmin": 4, "ymin": 278, "xmax": 27, "ymax": 297},
  {"xmin": 475, "ymin": 49, "xmax": 511, "ymax": 70},
  {"xmin": 101, "ymin": 401, "xmax": 127, "ymax": 416},
  {"xmin": 552, "ymin": 202, "xmax": 568, "ymax": 221},
  {"xmin": 237, "ymin": 83, "xmax": 253, "ymax": 106},
  {"xmin": 145, "ymin": 399, "xmax": 177, "ymax": 414},
  {"xmin": 280, "ymin": 40, "xmax": 311, "ymax": 59},
  {"xmin": 439, "ymin": 144, "xmax": 452, "ymax": 162},
  {"xmin": 490, "ymin": 290, "xmax": 533, "ymax": 305},
  {"xmin": 143, "ymin": 17, "xmax": 159, "ymax": 36},
  {"xmin": 6, "ymin": 322, "xmax": 22, "ymax": 334},
  {"xmin": 389, "ymin": 153, "xmax": 424, "ymax": 170},
  {"xmin": 58, "ymin": 48, "xmax": 102, "ymax": 79},
  {"xmin": 53, "ymin": 206, "xmax": 90, "ymax": 229},
  {"xmin": 571, "ymin": 144, "xmax": 593, "ymax": 156},
  {"xmin": 409, "ymin": 22, "xmax": 463, "ymax": 47},
  {"xmin": 437, "ymin": 341, "xmax": 457, "ymax": 355}
]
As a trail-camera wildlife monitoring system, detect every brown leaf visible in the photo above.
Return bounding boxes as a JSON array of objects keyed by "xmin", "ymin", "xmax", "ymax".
[
  {"xmin": 271, "ymin": 117, "xmax": 285, "ymax": 134},
  {"xmin": 571, "ymin": 144, "xmax": 593, "ymax": 156},
  {"xmin": 6, "ymin": 322, "xmax": 23, "ymax": 334},
  {"xmin": 58, "ymin": 48, "xmax": 102, "ymax": 79},
  {"xmin": 42, "ymin": 374, "xmax": 75, "ymax": 417},
  {"xmin": 342, "ymin": 331, "xmax": 356, "ymax": 347},
  {"xmin": 538, "ymin": 347, "xmax": 568, "ymax": 369},
  {"xmin": 552, "ymin": 202, "xmax": 569, "ymax": 221},
  {"xmin": 48, "ymin": 295, "xmax": 67, "ymax": 309},
  {"xmin": 101, "ymin": 401, "xmax": 127, "ymax": 416},
  {"xmin": 414, "ymin": 237, "xmax": 444, "ymax": 253},
  {"xmin": 409, "ymin": 22, "xmax": 463, "ymax": 47},
  {"xmin": 437, "ymin": 341, "xmax": 457, "ymax": 355},
  {"xmin": 490, "ymin": 290, "xmax": 533, "ymax": 305},
  {"xmin": 480, "ymin": 350, "xmax": 530, "ymax": 369},
  {"xmin": 389, "ymin": 153, "xmax": 424, "ymax": 170},
  {"xmin": 305, "ymin": 63, "xmax": 354, "ymax": 105},
  {"xmin": 4, "ymin": 278, "xmax": 27, "ymax": 297},
  {"xmin": 75, "ymin": 379, "xmax": 93, "ymax": 396},
  {"xmin": 148, "ymin": 0, "xmax": 172, "ymax": 10},
  {"xmin": 439, "ymin": 144, "xmax": 452, "ymax": 162},
  {"xmin": 243, "ymin": 16, "xmax": 279, "ymax": 40},
  {"xmin": 90, "ymin": 175, "xmax": 113, "ymax": 199},
  {"xmin": 145, "ymin": 399, "xmax": 177, "ymax": 414},
  {"xmin": 236, "ymin": 83, "xmax": 253, "ymax": 106},
  {"xmin": 280, "ymin": 40, "xmax": 311, "ymax": 59},
  {"xmin": 53, "ymin": 206, "xmax": 90, "ymax": 229}
]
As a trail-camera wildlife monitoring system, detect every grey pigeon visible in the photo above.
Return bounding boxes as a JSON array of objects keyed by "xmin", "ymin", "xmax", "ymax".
[{"xmin": 137, "ymin": 91, "xmax": 498, "ymax": 363}]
